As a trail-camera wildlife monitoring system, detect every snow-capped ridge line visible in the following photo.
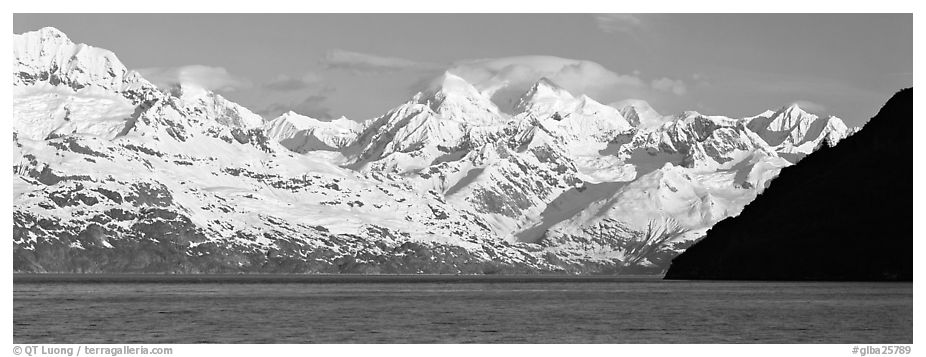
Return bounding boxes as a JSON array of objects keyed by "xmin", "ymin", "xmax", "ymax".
[
  {"xmin": 10, "ymin": 27, "xmax": 858, "ymax": 275},
  {"xmin": 13, "ymin": 27, "xmax": 157, "ymax": 98}
]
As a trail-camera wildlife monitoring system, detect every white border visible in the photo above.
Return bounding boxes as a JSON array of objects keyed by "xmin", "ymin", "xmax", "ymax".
[
  {"xmin": 5, "ymin": 0, "xmax": 923, "ymax": 13},
  {"xmin": 3, "ymin": 2, "xmax": 920, "ymax": 355}
]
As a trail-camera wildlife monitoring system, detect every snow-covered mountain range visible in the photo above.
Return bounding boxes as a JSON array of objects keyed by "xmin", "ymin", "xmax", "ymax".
[{"xmin": 12, "ymin": 27, "xmax": 854, "ymax": 273}]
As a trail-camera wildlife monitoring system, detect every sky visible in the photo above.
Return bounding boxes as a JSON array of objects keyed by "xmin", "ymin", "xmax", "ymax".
[{"xmin": 13, "ymin": 13, "xmax": 912, "ymax": 127}]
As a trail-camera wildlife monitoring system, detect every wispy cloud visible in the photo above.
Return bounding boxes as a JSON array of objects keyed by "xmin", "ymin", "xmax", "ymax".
[
  {"xmin": 320, "ymin": 49, "xmax": 442, "ymax": 74},
  {"xmin": 232, "ymin": 71, "xmax": 336, "ymax": 119},
  {"xmin": 439, "ymin": 55, "xmax": 688, "ymax": 113},
  {"xmin": 256, "ymin": 86, "xmax": 336, "ymax": 120},
  {"xmin": 651, "ymin": 77, "xmax": 687, "ymax": 96},
  {"xmin": 791, "ymin": 100, "xmax": 828, "ymax": 114},
  {"xmin": 594, "ymin": 14, "xmax": 645, "ymax": 35},
  {"xmin": 137, "ymin": 65, "xmax": 251, "ymax": 92},
  {"xmin": 263, "ymin": 73, "xmax": 324, "ymax": 92}
]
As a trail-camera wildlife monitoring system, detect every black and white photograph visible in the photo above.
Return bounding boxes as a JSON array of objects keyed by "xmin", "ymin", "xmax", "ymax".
[{"xmin": 7, "ymin": 4, "xmax": 917, "ymax": 355}]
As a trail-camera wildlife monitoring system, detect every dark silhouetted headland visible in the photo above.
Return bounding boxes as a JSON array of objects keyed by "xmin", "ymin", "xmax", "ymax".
[{"xmin": 665, "ymin": 88, "xmax": 912, "ymax": 281}]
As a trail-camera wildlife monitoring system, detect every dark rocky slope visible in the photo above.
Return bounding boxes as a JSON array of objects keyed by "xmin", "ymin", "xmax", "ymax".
[{"xmin": 665, "ymin": 88, "xmax": 912, "ymax": 281}]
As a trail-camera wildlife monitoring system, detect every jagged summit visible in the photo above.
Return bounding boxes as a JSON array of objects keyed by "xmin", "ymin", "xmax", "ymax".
[
  {"xmin": 526, "ymin": 77, "xmax": 574, "ymax": 100},
  {"xmin": 746, "ymin": 101, "xmax": 849, "ymax": 154},
  {"xmin": 516, "ymin": 78, "xmax": 607, "ymax": 116},
  {"xmin": 168, "ymin": 82, "xmax": 211, "ymax": 102},
  {"xmin": 264, "ymin": 111, "xmax": 361, "ymax": 152},
  {"xmin": 344, "ymin": 72, "xmax": 509, "ymax": 172},
  {"xmin": 270, "ymin": 111, "xmax": 359, "ymax": 131},
  {"xmin": 271, "ymin": 111, "xmax": 312, "ymax": 127},
  {"xmin": 20, "ymin": 26, "xmax": 70, "ymax": 43},
  {"xmin": 753, "ymin": 109, "xmax": 777, "ymax": 118},
  {"xmin": 418, "ymin": 72, "xmax": 496, "ymax": 110},
  {"xmin": 424, "ymin": 72, "xmax": 483, "ymax": 98},
  {"xmin": 15, "ymin": 27, "xmax": 72, "ymax": 49},
  {"xmin": 410, "ymin": 71, "xmax": 505, "ymax": 126},
  {"xmin": 13, "ymin": 26, "xmax": 273, "ymax": 143},
  {"xmin": 763, "ymin": 103, "xmax": 835, "ymax": 131},
  {"xmin": 179, "ymin": 88, "xmax": 265, "ymax": 129},
  {"xmin": 13, "ymin": 27, "xmax": 154, "ymax": 97},
  {"xmin": 513, "ymin": 77, "xmax": 576, "ymax": 115},
  {"xmin": 784, "ymin": 102, "xmax": 804, "ymax": 112},
  {"xmin": 776, "ymin": 103, "xmax": 814, "ymax": 120},
  {"xmin": 611, "ymin": 99, "xmax": 665, "ymax": 129},
  {"xmin": 509, "ymin": 78, "xmax": 634, "ymax": 159},
  {"xmin": 678, "ymin": 110, "xmax": 703, "ymax": 119}
]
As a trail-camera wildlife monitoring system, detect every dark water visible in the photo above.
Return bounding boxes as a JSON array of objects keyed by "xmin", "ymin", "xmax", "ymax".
[{"xmin": 13, "ymin": 275, "xmax": 912, "ymax": 343}]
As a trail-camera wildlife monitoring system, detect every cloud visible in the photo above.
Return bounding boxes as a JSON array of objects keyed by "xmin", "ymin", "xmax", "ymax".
[
  {"xmin": 440, "ymin": 55, "xmax": 685, "ymax": 112},
  {"xmin": 690, "ymin": 73, "xmax": 711, "ymax": 88},
  {"xmin": 320, "ymin": 49, "xmax": 442, "ymax": 74},
  {"xmin": 244, "ymin": 72, "xmax": 334, "ymax": 119},
  {"xmin": 594, "ymin": 14, "xmax": 644, "ymax": 35},
  {"xmin": 791, "ymin": 100, "xmax": 828, "ymax": 114},
  {"xmin": 137, "ymin": 65, "xmax": 250, "ymax": 93},
  {"xmin": 256, "ymin": 87, "xmax": 336, "ymax": 120},
  {"xmin": 651, "ymin": 77, "xmax": 687, "ymax": 95},
  {"xmin": 263, "ymin": 73, "xmax": 324, "ymax": 92}
]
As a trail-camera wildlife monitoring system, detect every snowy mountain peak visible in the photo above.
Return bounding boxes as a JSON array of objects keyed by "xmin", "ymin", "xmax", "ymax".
[
  {"xmin": 264, "ymin": 110, "xmax": 361, "ymax": 153},
  {"xmin": 514, "ymin": 78, "xmax": 575, "ymax": 114},
  {"xmin": 529, "ymin": 77, "xmax": 574, "ymax": 100},
  {"xmin": 779, "ymin": 103, "xmax": 813, "ymax": 118},
  {"xmin": 754, "ymin": 109, "xmax": 777, "ymax": 118},
  {"xmin": 424, "ymin": 72, "xmax": 485, "ymax": 99},
  {"xmin": 13, "ymin": 27, "xmax": 153, "ymax": 96},
  {"xmin": 611, "ymin": 99, "xmax": 665, "ymax": 129},
  {"xmin": 412, "ymin": 71, "xmax": 504, "ymax": 125},
  {"xmin": 11, "ymin": 26, "xmax": 863, "ymax": 276},
  {"xmin": 175, "ymin": 86, "xmax": 264, "ymax": 129},
  {"xmin": 745, "ymin": 102, "xmax": 850, "ymax": 156},
  {"xmin": 508, "ymin": 80, "xmax": 633, "ymax": 157},
  {"xmin": 12, "ymin": 27, "xmax": 159, "ymax": 108},
  {"xmin": 281, "ymin": 110, "xmax": 301, "ymax": 118},
  {"xmin": 21, "ymin": 27, "xmax": 71, "ymax": 44},
  {"xmin": 270, "ymin": 111, "xmax": 323, "ymax": 130},
  {"xmin": 821, "ymin": 115, "xmax": 851, "ymax": 146},
  {"xmin": 270, "ymin": 111, "xmax": 359, "ymax": 132},
  {"xmin": 169, "ymin": 82, "xmax": 211, "ymax": 102},
  {"xmin": 764, "ymin": 104, "xmax": 818, "ymax": 131},
  {"xmin": 679, "ymin": 110, "xmax": 703, "ymax": 119}
]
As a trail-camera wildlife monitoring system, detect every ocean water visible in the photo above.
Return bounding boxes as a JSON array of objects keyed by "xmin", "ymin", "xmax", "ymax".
[{"xmin": 13, "ymin": 275, "xmax": 912, "ymax": 343}]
